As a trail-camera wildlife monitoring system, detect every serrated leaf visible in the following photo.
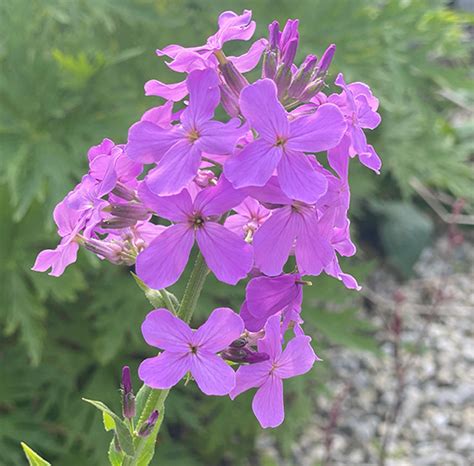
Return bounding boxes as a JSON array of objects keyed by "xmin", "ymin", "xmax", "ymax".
[
  {"xmin": 82, "ymin": 398, "xmax": 134, "ymax": 457},
  {"xmin": 21, "ymin": 443, "xmax": 51, "ymax": 466}
]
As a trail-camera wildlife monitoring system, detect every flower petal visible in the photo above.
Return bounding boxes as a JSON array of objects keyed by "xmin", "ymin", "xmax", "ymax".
[
  {"xmin": 287, "ymin": 103, "xmax": 346, "ymax": 153},
  {"xmin": 138, "ymin": 352, "xmax": 190, "ymax": 389},
  {"xmin": 240, "ymin": 79, "xmax": 289, "ymax": 141},
  {"xmin": 230, "ymin": 38, "xmax": 268, "ymax": 73},
  {"xmin": 277, "ymin": 150, "xmax": 328, "ymax": 203},
  {"xmin": 224, "ymin": 139, "xmax": 283, "ymax": 189},
  {"xmin": 257, "ymin": 313, "xmax": 282, "ymax": 360},
  {"xmin": 31, "ymin": 241, "xmax": 79, "ymax": 277},
  {"xmin": 196, "ymin": 222, "xmax": 253, "ymax": 285},
  {"xmin": 191, "ymin": 350, "xmax": 237, "ymax": 396},
  {"xmin": 230, "ymin": 360, "xmax": 272, "ymax": 399},
  {"xmin": 252, "ymin": 375, "xmax": 284, "ymax": 428},
  {"xmin": 253, "ymin": 206, "xmax": 300, "ymax": 276},
  {"xmin": 193, "ymin": 307, "xmax": 244, "ymax": 352},
  {"xmin": 126, "ymin": 121, "xmax": 181, "ymax": 163},
  {"xmin": 141, "ymin": 309, "xmax": 192, "ymax": 351},
  {"xmin": 246, "ymin": 274, "xmax": 300, "ymax": 318},
  {"xmin": 295, "ymin": 213, "xmax": 334, "ymax": 276},
  {"xmin": 197, "ymin": 118, "xmax": 244, "ymax": 155},
  {"xmin": 138, "ymin": 183, "xmax": 193, "ymax": 222},
  {"xmin": 146, "ymin": 140, "xmax": 201, "ymax": 196},
  {"xmin": 136, "ymin": 223, "xmax": 194, "ymax": 289},
  {"xmin": 274, "ymin": 336, "xmax": 316, "ymax": 379},
  {"xmin": 144, "ymin": 79, "xmax": 188, "ymax": 101}
]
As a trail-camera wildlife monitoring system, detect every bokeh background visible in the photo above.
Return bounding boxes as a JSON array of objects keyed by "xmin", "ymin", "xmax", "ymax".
[{"xmin": 1, "ymin": 1, "xmax": 473, "ymax": 465}]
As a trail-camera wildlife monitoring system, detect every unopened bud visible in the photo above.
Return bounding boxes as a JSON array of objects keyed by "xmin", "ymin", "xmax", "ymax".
[
  {"xmin": 230, "ymin": 337, "xmax": 247, "ymax": 348},
  {"xmin": 280, "ymin": 19, "xmax": 299, "ymax": 52},
  {"xmin": 274, "ymin": 64, "xmax": 293, "ymax": 100},
  {"xmin": 281, "ymin": 38, "xmax": 298, "ymax": 68},
  {"xmin": 112, "ymin": 182, "xmax": 136, "ymax": 201},
  {"xmin": 105, "ymin": 202, "xmax": 150, "ymax": 221},
  {"xmin": 221, "ymin": 346, "xmax": 270, "ymax": 364},
  {"xmin": 288, "ymin": 54, "xmax": 318, "ymax": 99},
  {"xmin": 82, "ymin": 238, "xmax": 122, "ymax": 262},
  {"xmin": 298, "ymin": 79, "xmax": 324, "ymax": 102},
  {"xmin": 262, "ymin": 51, "xmax": 278, "ymax": 79},
  {"xmin": 316, "ymin": 44, "xmax": 336, "ymax": 78},
  {"xmin": 195, "ymin": 170, "xmax": 217, "ymax": 188},
  {"xmin": 268, "ymin": 20, "xmax": 280, "ymax": 51},
  {"xmin": 137, "ymin": 410, "xmax": 159, "ymax": 437},
  {"xmin": 121, "ymin": 366, "xmax": 136, "ymax": 419},
  {"xmin": 100, "ymin": 217, "xmax": 138, "ymax": 229},
  {"xmin": 219, "ymin": 61, "xmax": 248, "ymax": 96},
  {"xmin": 219, "ymin": 84, "xmax": 240, "ymax": 117}
]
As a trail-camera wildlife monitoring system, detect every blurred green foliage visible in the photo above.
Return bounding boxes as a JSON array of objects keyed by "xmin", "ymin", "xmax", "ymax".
[{"xmin": 0, "ymin": 0, "xmax": 472, "ymax": 464}]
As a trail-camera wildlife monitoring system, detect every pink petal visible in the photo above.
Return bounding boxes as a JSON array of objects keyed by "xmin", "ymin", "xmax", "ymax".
[
  {"xmin": 274, "ymin": 336, "xmax": 316, "ymax": 379},
  {"xmin": 194, "ymin": 176, "xmax": 245, "ymax": 217},
  {"xmin": 193, "ymin": 307, "xmax": 244, "ymax": 352},
  {"xmin": 141, "ymin": 309, "xmax": 192, "ymax": 351},
  {"xmin": 252, "ymin": 375, "xmax": 284, "ymax": 428},
  {"xmin": 246, "ymin": 274, "xmax": 300, "ymax": 318},
  {"xmin": 224, "ymin": 139, "xmax": 283, "ymax": 189},
  {"xmin": 31, "ymin": 241, "xmax": 79, "ymax": 277},
  {"xmin": 126, "ymin": 121, "xmax": 181, "ymax": 163},
  {"xmin": 230, "ymin": 38, "xmax": 268, "ymax": 73},
  {"xmin": 138, "ymin": 352, "xmax": 190, "ymax": 389},
  {"xmin": 277, "ymin": 150, "xmax": 328, "ymax": 203},
  {"xmin": 358, "ymin": 144, "xmax": 382, "ymax": 174},
  {"xmin": 138, "ymin": 182, "xmax": 193, "ymax": 222},
  {"xmin": 144, "ymin": 79, "xmax": 188, "ymax": 101},
  {"xmin": 197, "ymin": 118, "xmax": 244, "ymax": 155},
  {"xmin": 295, "ymin": 214, "xmax": 333, "ymax": 276},
  {"xmin": 253, "ymin": 206, "xmax": 300, "ymax": 276},
  {"xmin": 230, "ymin": 360, "xmax": 272, "ymax": 399},
  {"xmin": 239, "ymin": 301, "xmax": 268, "ymax": 332},
  {"xmin": 191, "ymin": 350, "xmax": 237, "ymax": 396},
  {"xmin": 196, "ymin": 223, "xmax": 253, "ymax": 285},
  {"xmin": 136, "ymin": 223, "xmax": 194, "ymax": 289},
  {"xmin": 145, "ymin": 140, "xmax": 201, "ymax": 196},
  {"xmin": 183, "ymin": 69, "xmax": 220, "ymax": 127},
  {"xmin": 287, "ymin": 103, "xmax": 346, "ymax": 153},
  {"xmin": 257, "ymin": 313, "xmax": 282, "ymax": 360},
  {"xmin": 239, "ymin": 79, "xmax": 289, "ymax": 141}
]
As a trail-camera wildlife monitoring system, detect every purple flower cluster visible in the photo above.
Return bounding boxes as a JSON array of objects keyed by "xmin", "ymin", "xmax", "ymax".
[{"xmin": 33, "ymin": 10, "xmax": 381, "ymax": 428}]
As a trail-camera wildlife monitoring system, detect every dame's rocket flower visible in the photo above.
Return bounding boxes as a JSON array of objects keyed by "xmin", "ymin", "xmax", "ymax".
[
  {"xmin": 136, "ymin": 178, "xmax": 253, "ymax": 289},
  {"xmin": 224, "ymin": 197, "xmax": 271, "ymax": 239},
  {"xmin": 230, "ymin": 314, "xmax": 317, "ymax": 428},
  {"xmin": 139, "ymin": 307, "xmax": 244, "ymax": 395},
  {"xmin": 224, "ymin": 79, "xmax": 346, "ymax": 204},
  {"xmin": 128, "ymin": 69, "xmax": 245, "ymax": 196}
]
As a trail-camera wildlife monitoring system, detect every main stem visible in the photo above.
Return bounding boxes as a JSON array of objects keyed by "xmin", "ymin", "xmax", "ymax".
[{"xmin": 127, "ymin": 252, "xmax": 209, "ymax": 465}]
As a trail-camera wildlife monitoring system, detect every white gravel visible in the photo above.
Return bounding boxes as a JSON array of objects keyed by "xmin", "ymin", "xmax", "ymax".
[{"xmin": 260, "ymin": 235, "xmax": 474, "ymax": 465}]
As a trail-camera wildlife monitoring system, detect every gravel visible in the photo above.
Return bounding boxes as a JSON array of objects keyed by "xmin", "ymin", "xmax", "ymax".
[{"xmin": 260, "ymin": 235, "xmax": 474, "ymax": 465}]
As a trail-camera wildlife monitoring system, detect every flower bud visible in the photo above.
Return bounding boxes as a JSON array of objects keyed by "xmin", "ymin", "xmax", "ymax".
[
  {"xmin": 288, "ymin": 54, "xmax": 318, "ymax": 99},
  {"xmin": 112, "ymin": 182, "xmax": 136, "ymax": 201},
  {"xmin": 281, "ymin": 38, "xmax": 298, "ymax": 68},
  {"xmin": 137, "ymin": 410, "xmax": 159, "ymax": 437},
  {"xmin": 221, "ymin": 346, "xmax": 270, "ymax": 364},
  {"xmin": 219, "ymin": 61, "xmax": 248, "ymax": 96},
  {"xmin": 82, "ymin": 237, "xmax": 123, "ymax": 262},
  {"xmin": 316, "ymin": 44, "xmax": 336, "ymax": 78},
  {"xmin": 230, "ymin": 337, "xmax": 247, "ymax": 348},
  {"xmin": 298, "ymin": 78, "xmax": 324, "ymax": 102},
  {"xmin": 268, "ymin": 20, "xmax": 280, "ymax": 51},
  {"xmin": 280, "ymin": 19, "xmax": 299, "ymax": 53},
  {"xmin": 121, "ymin": 366, "xmax": 136, "ymax": 419},
  {"xmin": 100, "ymin": 217, "xmax": 138, "ymax": 229},
  {"xmin": 262, "ymin": 51, "xmax": 278, "ymax": 79},
  {"xmin": 275, "ymin": 64, "xmax": 293, "ymax": 100},
  {"xmin": 105, "ymin": 202, "xmax": 150, "ymax": 221},
  {"xmin": 219, "ymin": 84, "xmax": 240, "ymax": 117}
]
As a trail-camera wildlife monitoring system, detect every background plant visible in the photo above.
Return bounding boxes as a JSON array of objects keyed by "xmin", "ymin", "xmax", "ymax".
[{"xmin": 0, "ymin": 1, "xmax": 472, "ymax": 465}]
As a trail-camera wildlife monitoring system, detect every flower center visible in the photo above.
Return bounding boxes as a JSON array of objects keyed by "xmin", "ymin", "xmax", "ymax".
[
  {"xmin": 189, "ymin": 344, "xmax": 198, "ymax": 354},
  {"xmin": 275, "ymin": 136, "xmax": 286, "ymax": 147},
  {"xmin": 187, "ymin": 128, "xmax": 200, "ymax": 143},
  {"xmin": 192, "ymin": 215, "xmax": 205, "ymax": 229}
]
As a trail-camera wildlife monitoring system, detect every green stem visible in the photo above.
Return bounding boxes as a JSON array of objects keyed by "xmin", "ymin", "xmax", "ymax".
[
  {"xmin": 126, "ymin": 252, "xmax": 209, "ymax": 465},
  {"xmin": 178, "ymin": 252, "xmax": 210, "ymax": 322}
]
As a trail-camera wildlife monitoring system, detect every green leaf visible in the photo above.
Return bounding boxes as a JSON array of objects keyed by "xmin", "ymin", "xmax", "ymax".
[
  {"xmin": 21, "ymin": 443, "xmax": 51, "ymax": 466},
  {"xmin": 103, "ymin": 412, "xmax": 116, "ymax": 432},
  {"xmin": 82, "ymin": 399, "xmax": 135, "ymax": 457},
  {"xmin": 108, "ymin": 438, "xmax": 124, "ymax": 466}
]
